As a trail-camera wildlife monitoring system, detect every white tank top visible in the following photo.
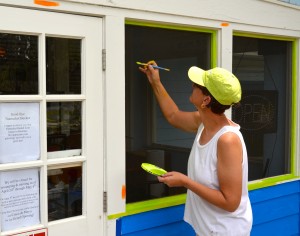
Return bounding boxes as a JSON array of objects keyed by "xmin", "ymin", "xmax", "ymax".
[{"xmin": 184, "ymin": 125, "xmax": 253, "ymax": 236}]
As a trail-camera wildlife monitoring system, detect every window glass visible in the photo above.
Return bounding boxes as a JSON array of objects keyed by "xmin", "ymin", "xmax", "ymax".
[
  {"xmin": 47, "ymin": 102, "xmax": 82, "ymax": 158},
  {"xmin": 232, "ymin": 36, "xmax": 292, "ymax": 180},
  {"xmin": 46, "ymin": 37, "xmax": 81, "ymax": 94},
  {"xmin": 48, "ymin": 166, "xmax": 82, "ymax": 221},
  {"xmin": 0, "ymin": 33, "xmax": 38, "ymax": 95},
  {"xmin": 125, "ymin": 25, "xmax": 211, "ymax": 203}
]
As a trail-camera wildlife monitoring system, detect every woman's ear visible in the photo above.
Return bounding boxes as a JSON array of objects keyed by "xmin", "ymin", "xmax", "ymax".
[
  {"xmin": 203, "ymin": 96, "xmax": 211, "ymax": 106},
  {"xmin": 200, "ymin": 96, "xmax": 211, "ymax": 109}
]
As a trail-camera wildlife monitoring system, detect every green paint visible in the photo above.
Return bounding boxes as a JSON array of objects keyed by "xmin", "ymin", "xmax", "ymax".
[
  {"xmin": 125, "ymin": 20, "xmax": 216, "ymax": 35},
  {"xmin": 108, "ymin": 194, "xmax": 187, "ymax": 219},
  {"xmin": 211, "ymin": 31, "xmax": 217, "ymax": 68},
  {"xmin": 248, "ymin": 174, "xmax": 297, "ymax": 191},
  {"xmin": 291, "ymin": 40, "xmax": 298, "ymax": 175},
  {"xmin": 234, "ymin": 32, "xmax": 295, "ymax": 42}
]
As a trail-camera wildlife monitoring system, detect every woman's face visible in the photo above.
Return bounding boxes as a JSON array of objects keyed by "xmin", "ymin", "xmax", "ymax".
[{"xmin": 190, "ymin": 83, "xmax": 205, "ymax": 110}]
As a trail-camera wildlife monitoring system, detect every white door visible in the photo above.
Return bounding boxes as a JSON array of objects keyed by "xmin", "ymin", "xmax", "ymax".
[{"xmin": 0, "ymin": 6, "xmax": 104, "ymax": 236}]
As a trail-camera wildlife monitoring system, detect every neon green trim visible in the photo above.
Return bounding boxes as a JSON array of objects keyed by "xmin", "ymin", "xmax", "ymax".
[
  {"xmin": 108, "ymin": 175, "xmax": 300, "ymax": 219},
  {"xmin": 211, "ymin": 31, "xmax": 218, "ymax": 68},
  {"xmin": 291, "ymin": 40, "xmax": 298, "ymax": 175},
  {"xmin": 248, "ymin": 174, "xmax": 297, "ymax": 191},
  {"xmin": 125, "ymin": 20, "xmax": 216, "ymax": 34},
  {"xmin": 108, "ymin": 194, "xmax": 186, "ymax": 219},
  {"xmin": 234, "ymin": 32, "xmax": 295, "ymax": 42}
]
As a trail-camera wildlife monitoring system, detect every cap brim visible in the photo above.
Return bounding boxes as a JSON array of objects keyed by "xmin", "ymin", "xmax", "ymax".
[{"xmin": 188, "ymin": 66, "xmax": 205, "ymax": 87}]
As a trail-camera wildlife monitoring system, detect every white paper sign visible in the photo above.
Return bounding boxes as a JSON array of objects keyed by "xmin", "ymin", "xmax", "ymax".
[
  {"xmin": 0, "ymin": 169, "xmax": 40, "ymax": 231},
  {"xmin": 0, "ymin": 103, "xmax": 40, "ymax": 164}
]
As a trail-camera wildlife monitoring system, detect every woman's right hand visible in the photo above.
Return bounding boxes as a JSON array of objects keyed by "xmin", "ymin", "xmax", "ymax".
[{"xmin": 138, "ymin": 60, "xmax": 161, "ymax": 85}]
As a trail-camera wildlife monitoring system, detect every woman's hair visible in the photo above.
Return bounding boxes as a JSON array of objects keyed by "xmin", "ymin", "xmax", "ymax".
[{"xmin": 194, "ymin": 83, "xmax": 239, "ymax": 114}]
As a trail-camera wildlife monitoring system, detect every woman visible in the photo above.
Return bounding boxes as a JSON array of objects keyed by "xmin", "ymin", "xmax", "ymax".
[{"xmin": 139, "ymin": 62, "xmax": 252, "ymax": 236}]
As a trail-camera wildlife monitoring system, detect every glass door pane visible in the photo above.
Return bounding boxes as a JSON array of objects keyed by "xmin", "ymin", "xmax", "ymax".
[
  {"xmin": 0, "ymin": 33, "xmax": 38, "ymax": 95},
  {"xmin": 47, "ymin": 102, "xmax": 82, "ymax": 158},
  {"xmin": 48, "ymin": 166, "xmax": 82, "ymax": 221},
  {"xmin": 46, "ymin": 37, "xmax": 81, "ymax": 95}
]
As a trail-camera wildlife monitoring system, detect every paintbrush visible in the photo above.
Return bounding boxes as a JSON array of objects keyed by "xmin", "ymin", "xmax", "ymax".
[{"xmin": 136, "ymin": 62, "xmax": 170, "ymax": 71}]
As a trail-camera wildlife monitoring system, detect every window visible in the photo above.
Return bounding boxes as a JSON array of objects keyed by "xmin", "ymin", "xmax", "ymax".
[
  {"xmin": 47, "ymin": 101, "xmax": 82, "ymax": 158},
  {"xmin": 48, "ymin": 165, "xmax": 82, "ymax": 221},
  {"xmin": 125, "ymin": 24, "xmax": 212, "ymax": 203},
  {"xmin": 46, "ymin": 37, "xmax": 81, "ymax": 95},
  {"xmin": 0, "ymin": 33, "xmax": 38, "ymax": 95},
  {"xmin": 232, "ymin": 36, "xmax": 293, "ymax": 181}
]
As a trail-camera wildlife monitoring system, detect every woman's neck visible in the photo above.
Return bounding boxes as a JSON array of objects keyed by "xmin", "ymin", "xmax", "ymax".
[{"xmin": 202, "ymin": 112, "xmax": 229, "ymax": 133}]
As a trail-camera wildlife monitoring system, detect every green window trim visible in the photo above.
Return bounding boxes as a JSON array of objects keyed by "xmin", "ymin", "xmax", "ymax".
[
  {"xmin": 291, "ymin": 39, "xmax": 298, "ymax": 177},
  {"xmin": 113, "ymin": 23, "xmax": 298, "ymax": 220},
  {"xmin": 108, "ymin": 175, "xmax": 300, "ymax": 219},
  {"xmin": 108, "ymin": 194, "xmax": 187, "ymax": 219},
  {"xmin": 234, "ymin": 32, "xmax": 297, "ymax": 42}
]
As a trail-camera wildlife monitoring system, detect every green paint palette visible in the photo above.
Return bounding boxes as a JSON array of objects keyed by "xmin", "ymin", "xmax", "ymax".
[{"xmin": 141, "ymin": 163, "xmax": 167, "ymax": 176}]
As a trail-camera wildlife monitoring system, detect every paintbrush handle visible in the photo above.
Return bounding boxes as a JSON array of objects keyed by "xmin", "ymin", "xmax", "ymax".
[{"xmin": 136, "ymin": 61, "xmax": 170, "ymax": 71}]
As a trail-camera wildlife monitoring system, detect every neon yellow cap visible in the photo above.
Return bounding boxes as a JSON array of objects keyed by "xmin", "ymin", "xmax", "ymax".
[{"xmin": 188, "ymin": 67, "xmax": 241, "ymax": 105}]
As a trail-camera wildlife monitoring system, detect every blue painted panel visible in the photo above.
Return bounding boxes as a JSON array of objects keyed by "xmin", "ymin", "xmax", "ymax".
[
  {"xmin": 120, "ymin": 205, "xmax": 185, "ymax": 234},
  {"xmin": 251, "ymin": 214, "xmax": 299, "ymax": 236},
  {"xmin": 249, "ymin": 181, "xmax": 300, "ymax": 204},
  {"xmin": 251, "ymin": 193, "xmax": 299, "ymax": 224},
  {"xmin": 117, "ymin": 181, "xmax": 300, "ymax": 236},
  {"xmin": 122, "ymin": 221, "xmax": 195, "ymax": 236}
]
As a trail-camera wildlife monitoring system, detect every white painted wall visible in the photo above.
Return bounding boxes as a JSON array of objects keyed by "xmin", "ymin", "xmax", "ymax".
[{"xmin": 1, "ymin": 0, "xmax": 300, "ymax": 32}]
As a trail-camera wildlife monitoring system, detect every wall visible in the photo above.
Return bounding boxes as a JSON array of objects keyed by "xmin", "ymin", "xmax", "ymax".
[
  {"xmin": 117, "ymin": 180, "xmax": 300, "ymax": 235},
  {"xmin": 2, "ymin": 0, "xmax": 300, "ymax": 31}
]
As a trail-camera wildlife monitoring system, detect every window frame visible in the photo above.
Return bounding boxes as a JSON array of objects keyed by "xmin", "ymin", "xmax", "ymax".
[
  {"xmin": 111, "ymin": 21, "xmax": 217, "ymax": 219},
  {"xmin": 232, "ymin": 32, "xmax": 298, "ymax": 191}
]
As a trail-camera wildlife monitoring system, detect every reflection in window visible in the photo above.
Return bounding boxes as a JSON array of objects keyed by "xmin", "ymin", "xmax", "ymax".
[
  {"xmin": 232, "ymin": 36, "xmax": 292, "ymax": 180},
  {"xmin": 125, "ymin": 25, "xmax": 211, "ymax": 203},
  {"xmin": 48, "ymin": 166, "xmax": 82, "ymax": 221},
  {"xmin": 47, "ymin": 102, "xmax": 81, "ymax": 157},
  {"xmin": 46, "ymin": 37, "xmax": 81, "ymax": 94},
  {"xmin": 0, "ymin": 33, "xmax": 38, "ymax": 95}
]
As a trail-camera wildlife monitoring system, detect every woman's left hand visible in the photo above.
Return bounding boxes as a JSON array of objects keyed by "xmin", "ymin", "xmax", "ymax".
[{"xmin": 158, "ymin": 171, "xmax": 188, "ymax": 188}]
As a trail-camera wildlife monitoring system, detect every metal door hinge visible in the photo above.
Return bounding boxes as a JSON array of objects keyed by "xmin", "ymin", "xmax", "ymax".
[
  {"xmin": 102, "ymin": 49, "xmax": 106, "ymax": 71},
  {"xmin": 103, "ymin": 191, "xmax": 107, "ymax": 213}
]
